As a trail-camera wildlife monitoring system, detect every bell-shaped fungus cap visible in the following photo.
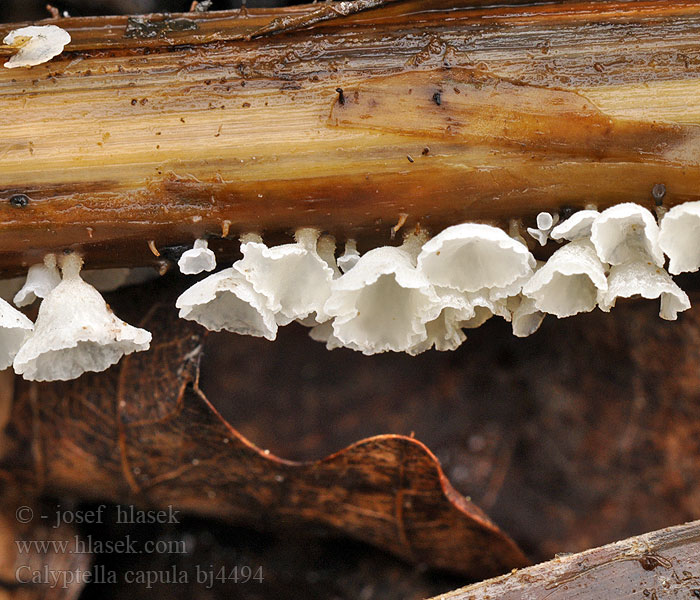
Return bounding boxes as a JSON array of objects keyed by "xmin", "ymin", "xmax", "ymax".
[
  {"xmin": 599, "ymin": 257, "xmax": 690, "ymax": 321},
  {"xmin": 3, "ymin": 25, "xmax": 71, "ymax": 69},
  {"xmin": 550, "ymin": 210, "xmax": 600, "ymax": 241},
  {"xmin": 527, "ymin": 212, "xmax": 559, "ymax": 247},
  {"xmin": 13, "ymin": 254, "xmax": 151, "ymax": 382},
  {"xmin": 308, "ymin": 320, "xmax": 353, "ymax": 351},
  {"xmin": 407, "ymin": 288, "xmax": 475, "ymax": 355},
  {"xmin": 417, "ymin": 223, "xmax": 535, "ymax": 296},
  {"xmin": 509, "ymin": 294, "xmax": 545, "ymax": 338},
  {"xmin": 522, "ymin": 239, "xmax": 608, "ymax": 318},
  {"xmin": 234, "ymin": 228, "xmax": 336, "ymax": 326},
  {"xmin": 316, "ymin": 234, "xmax": 341, "ymax": 278},
  {"xmin": 13, "ymin": 255, "xmax": 60, "ymax": 307},
  {"xmin": 324, "ymin": 244, "xmax": 441, "ymax": 355},
  {"xmin": 658, "ymin": 201, "xmax": 700, "ymax": 275},
  {"xmin": 176, "ymin": 267, "xmax": 277, "ymax": 340},
  {"xmin": 537, "ymin": 212, "xmax": 556, "ymax": 231},
  {"xmin": 337, "ymin": 240, "xmax": 360, "ymax": 274},
  {"xmin": 178, "ymin": 239, "xmax": 217, "ymax": 275},
  {"xmin": 0, "ymin": 297, "xmax": 34, "ymax": 370},
  {"xmin": 590, "ymin": 203, "xmax": 663, "ymax": 266},
  {"xmin": 460, "ymin": 291, "xmax": 510, "ymax": 329}
]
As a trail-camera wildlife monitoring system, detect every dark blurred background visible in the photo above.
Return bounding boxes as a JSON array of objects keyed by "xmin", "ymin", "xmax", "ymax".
[{"xmin": 0, "ymin": 0, "xmax": 303, "ymax": 23}]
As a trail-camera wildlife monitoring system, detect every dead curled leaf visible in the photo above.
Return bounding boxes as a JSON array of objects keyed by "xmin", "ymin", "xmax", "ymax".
[{"xmin": 0, "ymin": 281, "xmax": 528, "ymax": 580}]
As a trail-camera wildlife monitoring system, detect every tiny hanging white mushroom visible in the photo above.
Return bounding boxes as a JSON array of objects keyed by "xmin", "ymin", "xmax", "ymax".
[
  {"xmin": 316, "ymin": 234, "xmax": 341, "ymax": 277},
  {"xmin": 337, "ymin": 240, "xmax": 360, "ymax": 273},
  {"xmin": 550, "ymin": 209, "xmax": 600, "ymax": 242},
  {"xmin": 178, "ymin": 239, "xmax": 217, "ymax": 275},
  {"xmin": 234, "ymin": 228, "xmax": 336, "ymax": 326},
  {"xmin": 324, "ymin": 239, "xmax": 442, "ymax": 355},
  {"xmin": 407, "ymin": 288, "xmax": 474, "ymax": 355},
  {"xmin": 13, "ymin": 254, "xmax": 151, "ymax": 382},
  {"xmin": 590, "ymin": 203, "xmax": 664, "ymax": 266},
  {"xmin": 599, "ymin": 257, "xmax": 690, "ymax": 321},
  {"xmin": 508, "ymin": 294, "xmax": 546, "ymax": 338},
  {"xmin": 417, "ymin": 223, "xmax": 535, "ymax": 296},
  {"xmin": 0, "ymin": 297, "xmax": 34, "ymax": 370},
  {"xmin": 527, "ymin": 212, "xmax": 559, "ymax": 247},
  {"xmin": 308, "ymin": 319, "xmax": 352, "ymax": 351},
  {"xmin": 3, "ymin": 25, "xmax": 71, "ymax": 69},
  {"xmin": 13, "ymin": 254, "xmax": 60, "ymax": 307},
  {"xmin": 522, "ymin": 239, "xmax": 608, "ymax": 318},
  {"xmin": 658, "ymin": 200, "xmax": 700, "ymax": 275},
  {"xmin": 460, "ymin": 291, "xmax": 511, "ymax": 329},
  {"xmin": 176, "ymin": 267, "xmax": 277, "ymax": 340}
]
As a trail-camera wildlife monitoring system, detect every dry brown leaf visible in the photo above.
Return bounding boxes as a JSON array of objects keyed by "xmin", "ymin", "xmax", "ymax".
[{"xmin": 0, "ymin": 280, "xmax": 527, "ymax": 581}]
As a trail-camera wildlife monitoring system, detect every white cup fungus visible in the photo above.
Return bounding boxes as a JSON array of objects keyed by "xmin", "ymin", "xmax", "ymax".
[
  {"xmin": 176, "ymin": 267, "xmax": 277, "ymax": 340},
  {"xmin": 178, "ymin": 239, "xmax": 217, "ymax": 275},
  {"xmin": 658, "ymin": 201, "xmax": 700, "ymax": 275},
  {"xmin": 522, "ymin": 239, "xmax": 608, "ymax": 318},
  {"xmin": 3, "ymin": 25, "xmax": 71, "ymax": 69},
  {"xmin": 13, "ymin": 254, "xmax": 152, "ymax": 381},
  {"xmin": 591, "ymin": 203, "xmax": 664, "ymax": 266}
]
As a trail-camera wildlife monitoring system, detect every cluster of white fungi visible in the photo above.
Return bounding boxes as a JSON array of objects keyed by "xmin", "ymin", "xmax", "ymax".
[
  {"xmin": 1, "ymin": 201, "xmax": 695, "ymax": 382},
  {"xmin": 2, "ymin": 32, "xmax": 699, "ymax": 378}
]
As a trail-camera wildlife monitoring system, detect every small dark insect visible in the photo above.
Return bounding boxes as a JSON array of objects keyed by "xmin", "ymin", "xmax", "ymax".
[
  {"xmin": 9, "ymin": 194, "xmax": 29, "ymax": 208},
  {"xmin": 559, "ymin": 205, "xmax": 575, "ymax": 220},
  {"xmin": 652, "ymin": 183, "xmax": 666, "ymax": 206},
  {"xmin": 422, "ymin": 147, "xmax": 430, "ymax": 155},
  {"xmin": 432, "ymin": 91, "xmax": 442, "ymax": 106},
  {"xmin": 160, "ymin": 244, "xmax": 191, "ymax": 262},
  {"xmin": 336, "ymin": 88, "xmax": 345, "ymax": 105},
  {"xmin": 407, "ymin": 155, "xmax": 414, "ymax": 163}
]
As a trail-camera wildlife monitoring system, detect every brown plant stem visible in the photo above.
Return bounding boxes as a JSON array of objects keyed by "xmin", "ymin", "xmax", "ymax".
[{"xmin": 0, "ymin": 0, "xmax": 699, "ymax": 271}]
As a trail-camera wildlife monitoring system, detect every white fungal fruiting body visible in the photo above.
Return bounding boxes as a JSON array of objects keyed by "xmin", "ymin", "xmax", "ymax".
[
  {"xmin": 337, "ymin": 240, "xmax": 360, "ymax": 273},
  {"xmin": 417, "ymin": 223, "xmax": 535, "ymax": 296},
  {"xmin": 13, "ymin": 256, "xmax": 151, "ymax": 381},
  {"xmin": 3, "ymin": 25, "xmax": 71, "ymax": 69},
  {"xmin": 174, "ymin": 201, "xmax": 700, "ymax": 355},
  {"xmin": 522, "ymin": 239, "xmax": 608, "ymax": 318},
  {"xmin": 550, "ymin": 210, "xmax": 599, "ymax": 241},
  {"xmin": 407, "ymin": 288, "xmax": 474, "ymax": 355},
  {"xmin": 509, "ymin": 295, "xmax": 545, "ymax": 338},
  {"xmin": 176, "ymin": 267, "xmax": 277, "ymax": 340},
  {"xmin": 325, "ymin": 245, "xmax": 441, "ymax": 355},
  {"xmin": 536, "ymin": 212, "xmax": 555, "ymax": 231},
  {"xmin": 658, "ymin": 201, "xmax": 700, "ymax": 275},
  {"xmin": 14, "ymin": 256, "xmax": 60, "ymax": 307},
  {"xmin": 599, "ymin": 257, "xmax": 690, "ymax": 321},
  {"xmin": 0, "ymin": 298, "xmax": 34, "ymax": 370},
  {"xmin": 235, "ymin": 228, "xmax": 335, "ymax": 325},
  {"xmin": 178, "ymin": 239, "xmax": 217, "ymax": 275},
  {"xmin": 591, "ymin": 203, "xmax": 664, "ymax": 266},
  {"xmin": 308, "ymin": 320, "xmax": 356, "ymax": 351},
  {"xmin": 527, "ymin": 212, "xmax": 559, "ymax": 247}
]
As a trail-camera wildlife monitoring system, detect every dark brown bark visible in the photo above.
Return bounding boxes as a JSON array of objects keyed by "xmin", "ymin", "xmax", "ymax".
[{"xmin": 436, "ymin": 519, "xmax": 700, "ymax": 599}]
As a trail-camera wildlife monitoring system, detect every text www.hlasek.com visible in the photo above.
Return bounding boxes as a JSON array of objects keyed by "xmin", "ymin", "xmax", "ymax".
[{"xmin": 16, "ymin": 535, "xmax": 187, "ymax": 556}]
